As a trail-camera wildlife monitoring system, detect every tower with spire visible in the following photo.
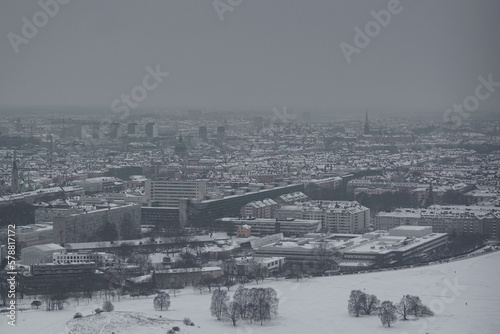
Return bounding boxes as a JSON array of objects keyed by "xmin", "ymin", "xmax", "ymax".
[
  {"xmin": 174, "ymin": 133, "xmax": 188, "ymax": 158},
  {"xmin": 11, "ymin": 151, "xmax": 19, "ymax": 193},
  {"xmin": 364, "ymin": 109, "xmax": 370, "ymax": 135}
]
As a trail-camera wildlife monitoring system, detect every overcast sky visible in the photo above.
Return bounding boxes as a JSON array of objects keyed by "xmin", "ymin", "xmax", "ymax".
[{"xmin": 1, "ymin": 0, "xmax": 499, "ymax": 120}]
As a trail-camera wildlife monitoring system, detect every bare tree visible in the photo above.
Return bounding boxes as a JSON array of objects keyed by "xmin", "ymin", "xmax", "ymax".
[
  {"xmin": 233, "ymin": 285, "xmax": 250, "ymax": 320},
  {"xmin": 193, "ymin": 281, "xmax": 207, "ymax": 295},
  {"xmin": 221, "ymin": 258, "xmax": 236, "ymax": 289},
  {"xmin": 210, "ymin": 289, "xmax": 229, "ymax": 321},
  {"xmin": 201, "ymin": 275, "xmax": 224, "ymax": 293},
  {"xmin": 130, "ymin": 253, "xmax": 152, "ymax": 273},
  {"xmin": 223, "ymin": 301, "xmax": 241, "ymax": 326},
  {"xmin": 283, "ymin": 262, "xmax": 304, "ymax": 281},
  {"xmin": 169, "ymin": 286, "xmax": 181, "ymax": 297},
  {"xmin": 348, "ymin": 290, "xmax": 366, "ymax": 317},
  {"xmin": 249, "ymin": 287, "xmax": 279, "ymax": 325},
  {"xmin": 153, "ymin": 292, "xmax": 171, "ymax": 311},
  {"xmin": 361, "ymin": 294, "xmax": 380, "ymax": 315},
  {"xmin": 379, "ymin": 301, "xmax": 397, "ymax": 327},
  {"xmin": 397, "ymin": 295, "xmax": 411, "ymax": 320},
  {"xmin": 313, "ymin": 242, "xmax": 336, "ymax": 275},
  {"xmin": 223, "ymin": 276, "xmax": 235, "ymax": 291},
  {"xmin": 406, "ymin": 295, "xmax": 434, "ymax": 318}
]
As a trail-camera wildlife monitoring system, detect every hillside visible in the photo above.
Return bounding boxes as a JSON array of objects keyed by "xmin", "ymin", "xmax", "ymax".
[{"xmin": 3, "ymin": 251, "xmax": 500, "ymax": 334}]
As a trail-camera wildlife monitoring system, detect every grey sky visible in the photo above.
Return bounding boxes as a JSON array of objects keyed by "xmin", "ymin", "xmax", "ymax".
[{"xmin": 1, "ymin": 0, "xmax": 499, "ymax": 119}]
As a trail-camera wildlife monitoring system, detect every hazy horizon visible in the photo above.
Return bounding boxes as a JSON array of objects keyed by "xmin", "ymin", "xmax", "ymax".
[{"xmin": 1, "ymin": 1, "xmax": 499, "ymax": 121}]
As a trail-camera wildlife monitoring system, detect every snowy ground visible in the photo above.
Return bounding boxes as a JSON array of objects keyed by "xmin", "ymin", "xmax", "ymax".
[{"xmin": 2, "ymin": 251, "xmax": 500, "ymax": 334}]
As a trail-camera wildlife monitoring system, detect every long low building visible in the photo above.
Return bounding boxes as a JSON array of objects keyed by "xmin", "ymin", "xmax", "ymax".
[
  {"xmin": 179, "ymin": 183, "xmax": 305, "ymax": 227},
  {"xmin": 339, "ymin": 226, "xmax": 448, "ymax": 270},
  {"xmin": 374, "ymin": 205, "xmax": 500, "ymax": 240},
  {"xmin": 253, "ymin": 227, "xmax": 448, "ymax": 272},
  {"xmin": 215, "ymin": 217, "xmax": 321, "ymax": 237},
  {"xmin": 20, "ymin": 262, "xmax": 106, "ymax": 295}
]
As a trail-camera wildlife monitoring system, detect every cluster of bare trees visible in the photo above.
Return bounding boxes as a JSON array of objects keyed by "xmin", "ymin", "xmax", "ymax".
[
  {"xmin": 348, "ymin": 290, "xmax": 434, "ymax": 328},
  {"xmin": 348, "ymin": 290, "xmax": 380, "ymax": 317},
  {"xmin": 210, "ymin": 285, "xmax": 279, "ymax": 326},
  {"xmin": 396, "ymin": 294, "xmax": 434, "ymax": 320},
  {"xmin": 41, "ymin": 292, "xmax": 68, "ymax": 311}
]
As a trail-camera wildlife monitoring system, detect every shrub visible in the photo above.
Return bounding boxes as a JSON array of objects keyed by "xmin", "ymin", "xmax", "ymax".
[
  {"xmin": 103, "ymin": 300, "xmax": 114, "ymax": 312},
  {"xmin": 183, "ymin": 317, "xmax": 194, "ymax": 326},
  {"xmin": 172, "ymin": 326, "xmax": 180, "ymax": 331},
  {"xmin": 73, "ymin": 312, "xmax": 83, "ymax": 319},
  {"xmin": 31, "ymin": 300, "xmax": 42, "ymax": 309}
]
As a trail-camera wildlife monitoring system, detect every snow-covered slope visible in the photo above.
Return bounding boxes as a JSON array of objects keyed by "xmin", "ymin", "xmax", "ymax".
[{"xmin": 4, "ymin": 251, "xmax": 500, "ymax": 334}]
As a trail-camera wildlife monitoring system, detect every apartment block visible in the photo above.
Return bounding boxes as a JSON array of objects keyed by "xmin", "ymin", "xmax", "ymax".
[{"xmin": 145, "ymin": 179, "xmax": 206, "ymax": 207}]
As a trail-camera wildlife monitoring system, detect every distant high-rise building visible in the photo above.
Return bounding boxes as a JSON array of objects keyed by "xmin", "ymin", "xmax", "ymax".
[
  {"xmin": 11, "ymin": 151, "xmax": 19, "ymax": 193},
  {"xmin": 109, "ymin": 122, "xmax": 122, "ymax": 139},
  {"xmin": 254, "ymin": 117, "xmax": 263, "ymax": 131},
  {"xmin": 62, "ymin": 124, "xmax": 83, "ymax": 139},
  {"xmin": 364, "ymin": 109, "xmax": 370, "ymax": 135},
  {"xmin": 145, "ymin": 122, "xmax": 158, "ymax": 138},
  {"xmin": 47, "ymin": 135, "xmax": 54, "ymax": 165},
  {"xmin": 199, "ymin": 126, "xmax": 208, "ymax": 141},
  {"xmin": 128, "ymin": 123, "xmax": 138, "ymax": 135},
  {"xmin": 92, "ymin": 123, "xmax": 104, "ymax": 139},
  {"xmin": 217, "ymin": 126, "xmax": 225, "ymax": 142}
]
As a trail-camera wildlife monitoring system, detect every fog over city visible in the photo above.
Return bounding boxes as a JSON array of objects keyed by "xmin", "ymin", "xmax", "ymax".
[
  {"xmin": 1, "ymin": 1, "xmax": 500, "ymax": 334},
  {"xmin": 1, "ymin": 0, "xmax": 500, "ymax": 120}
]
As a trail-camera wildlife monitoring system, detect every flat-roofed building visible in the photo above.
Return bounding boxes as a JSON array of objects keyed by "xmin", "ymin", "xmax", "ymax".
[
  {"xmin": 217, "ymin": 217, "xmax": 320, "ymax": 237},
  {"xmin": 145, "ymin": 179, "xmax": 206, "ymax": 208},
  {"xmin": 276, "ymin": 200, "xmax": 370, "ymax": 234},
  {"xmin": 53, "ymin": 204, "xmax": 141, "ymax": 244},
  {"xmin": 21, "ymin": 243, "xmax": 66, "ymax": 265},
  {"xmin": 374, "ymin": 205, "xmax": 500, "ymax": 239},
  {"xmin": 16, "ymin": 223, "xmax": 54, "ymax": 248},
  {"xmin": 21, "ymin": 262, "xmax": 105, "ymax": 295},
  {"xmin": 339, "ymin": 226, "xmax": 448, "ymax": 270}
]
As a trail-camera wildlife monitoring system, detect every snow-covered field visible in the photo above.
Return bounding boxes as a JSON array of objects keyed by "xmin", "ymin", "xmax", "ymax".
[{"xmin": 3, "ymin": 251, "xmax": 500, "ymax": 334}]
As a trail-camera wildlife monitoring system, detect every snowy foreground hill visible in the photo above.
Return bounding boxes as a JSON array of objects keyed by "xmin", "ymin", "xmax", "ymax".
[{"xmin": 4, "ymin": 251, "xmax": 500, "ymax": 334}]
